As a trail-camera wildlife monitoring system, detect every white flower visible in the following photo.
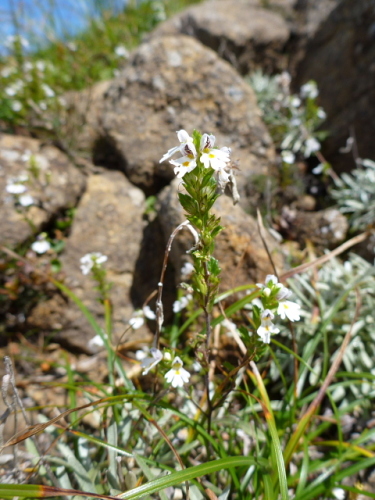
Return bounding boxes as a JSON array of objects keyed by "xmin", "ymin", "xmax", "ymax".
[
  {"xmin": 275, "ymin": 285, "xmax": 292, "ymax": 301},
  {"xmin": 115, "ymin": 45, "xmax": 129, "ymax": 58},
  {"xmin": 170, "ymin": 155, "xmax": 197, "ymax": 178},
  {"xmin": 304, "ymin": 137, "xmax": 321, "ymax": 157},
  {"xmin": 41, "ymin": 84, "xmax": 55, "ymax": 98},
  {"xmin": 173, "ymin": 294, "xmax": 192, "ymax": 313},
  {"xmin": 312, "ymin": 163, "xmax": 325, "ymax": 175},
  {"xmin": 277, "ymin": 301, "xmax": 301, "ymax": 322},
  {"xmin": 143, "ymin": 305, "xmax": 156, "ymax": 320},
  {"xmin": 281, "ymin": 150, "xmax": 295, "ymax": 164},
  {"xmin": 160, "ymin": 129, "xmax": 195, "ymax": 163},
  {"xmin": 66, "ymin": 42, "xmax": 77, "ymax": 52},
  {"xmin": 88, "ymin": 334, "xmax": 105, "ymax": 350},
  {"xmin": 80, "ymin": 252, "xmax": 108, "ymax": 275},
  {"xmin": 6, "ymin": 182, "xmax": 27, "ymax": 194},
  {"xmin": 181, "ymin": 261, "xmax": 194, "ymax": 277},
  {"xmin": 1, "ymin": 66, "xmax": 15, "ymax": 78},
  {"xmin": 129, "ymin": 310, "xmax": 144, "ymax": 330},
  {"xmin": 164, "ymin": 356, "xmax": 190, "ymax": 388},
  {"xmin": 300, "ymin": 81, "xmax": 318, "ymax": 99},
  {"xmin": 36, "ymin": 60, "xmax": 46, "ymax": 72},
  {"xmin": 141, "ymin": 348, "xmax": 163, "ymax": 375},
  {"xmin": 332, "ymin": 488, "xmax": 346, "ymax": 500},
  {"xmin": 31, "ymin": 239, "xmax": 51, "ymax": 254},
  {"xmin": 256, "ymin": 274, "xmax": 278, "ymax": 290},
  {"xmin": 18, "ymin": 194, "xmax": 34, "ymax": 206},
  {"xmin": 11, "ymin": 100, "xmax": 22, "ymax": 112},
  {"xmin": 290, "ymin": 96, "xmax": 301, "ymax": 108},
  {"xmin": 257, "ymin": 309, "xmax": 280, "ymax": 344},
  {"xmin": 317, "ymin": 108, "xmax": 326, "ymax": 120},
  {"xmin": 200, "ymin": 133, "xmax": 230, "ymax": 172}
]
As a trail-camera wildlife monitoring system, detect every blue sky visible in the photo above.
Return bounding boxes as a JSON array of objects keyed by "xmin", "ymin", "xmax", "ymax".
[{"xmin": 0, "ymin": 0, "xmax": 127, "ymax": 52}]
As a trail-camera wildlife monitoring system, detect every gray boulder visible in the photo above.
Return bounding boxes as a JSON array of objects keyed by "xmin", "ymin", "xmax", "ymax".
[
  {"xmin": 293, "ymin": 0, "xmax": 375, "ymax": 170},
  {"xmin": 96, "ymin": 35, "xmax": 277, "ymax": 208},
  {"xmin": 148, "ymin": 0, "xmax": 291, "ymax": 75}
]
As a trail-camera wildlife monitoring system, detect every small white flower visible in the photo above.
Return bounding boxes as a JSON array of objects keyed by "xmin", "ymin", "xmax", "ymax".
[
  {"xmin": 31, "ymin": 239, "xmax": 51, "ymax": 254},
  {"xmin": 18, "ymin": 194, "xmax": 34, "ymax": 206},
  {"xmin": 257, "ymin": 309, "xmax": 280, "ymax": 344},
  {"xmin": 6, "ymin": 182, "xmax": 27, "ymax": 194},
  {"xmin": 129, "ymin": 310, "xmax": 144, "ymax": 330},
  {"xmin": 66, "ymin": 41, "xmax": 77, "ymax": 52},
  {"xmin": 304, "ymin": 137, "xmax": 321, "ymax": 157},
  {"xmin": 277, "ymin": 301, "xmax": 301, "ymax": 322},
  {"xmin": 200, "ymin": 134, "xmax": 230, "ymax": 171},
  {"xmin": 300, "ymin": 81, "xmax": 318, "ymax": 99},
  {"xmin": 80, "ymin": 252, "xmax": 108, "ymax": 275},
  {"xmin": 36, "ymin": 60, "xmax": 46, "ymax": 72},
  {"xmin": 164, "ymin": 356, "xmax": 190, "ymax": 388},
  {"xmin": 115, "ymin": 45, "xmax": 129, "ymax": 58},
  {"xmin": 317, "ymin": 108, "xmax": 326, "ymax": 120},
  {"xmin": 170, "ymin": 155, "xmax": 197, "ymax": 178},
  {"xmin": 1, "ymin": 66, "xmax": 15, "ymax": 78},
  {"xmin": 256, "ymin": 274, "xmax": 278, "ymax": 289},
  {"xmin": 23, "ymin": 61, "xmax": 33, "ymax": 72},
  {"xmin": 88, "ymin": 334, "xmax": 105, "ymax": 350},
  {"xmin": 181, "ymin": 261, "xmax": 194, "ymax": 277},
  {"xmin": 143, "ymin": 305, "xmax": 156, "ymax": 320},
  {"xmin": 281, "ymin": 150, "xmax": 295, "ymax": 164},
  {"xmin": 290, "ymin": 96, "xmax": 301, "ymax": 108},
  {"xmin": 41, "ymin": 84, "xmax": 55, "ymax": 98},
  {"xmin": 275, "ymin": 285, "xmax": 292, "ymax": 301},
  {"xmin": 141, "ymin": 348, "xmax": 163, "ymax": 375},
  {"xmin": 173, "ymin": 294, "xmax": 192, "ymax": 313},
  {"xmin": 332, "ymin": 488, "xmax": 346, "ymax": 500},
  {"xmin": 160, "ymin": 129, "xmax": 195, "ymax": 163},
  {"xmin": 11, "ymin": 100, "xmax": 22, "ymax": 112}
]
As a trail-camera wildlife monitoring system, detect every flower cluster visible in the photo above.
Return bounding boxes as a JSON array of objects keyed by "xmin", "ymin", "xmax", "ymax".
[
  {"xmin": 6, "ymin": 174, "xmax": 35, "ymax": 207},
  {"xmin": 139, "ymin": 348, "xmax": 190, "ymax": 388},
  {"xmin": 160, "ymin": 129, "xmax": 231, "ymax": 187},
  {"xmin": 255, "ymin": 275, "xmax": 301, "ymax": 344},
  {"xmin": 80, "ymin": 252, "xmax": 108, "ymax": 275},
  {"xmin": 129, "ymin": 306, "xmax": 156, "ymax": 330}
]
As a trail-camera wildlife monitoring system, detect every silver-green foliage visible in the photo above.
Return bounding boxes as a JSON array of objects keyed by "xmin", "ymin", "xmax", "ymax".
[
  {"xmin": 331, "ymin": 158, "xmax": 375, "ymax": 230},
  {"xmin": 273, "ymin": 253, "xmax": 375, "ymax": 403}
]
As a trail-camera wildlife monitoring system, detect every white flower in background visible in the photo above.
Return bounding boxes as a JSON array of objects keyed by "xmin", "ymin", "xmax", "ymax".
[
  {"xmin": 11, "ymin": 100, "xmax": 22, "ymax": 112},
  {"xmin": 36, "ymin": 60, "xmax": 46, "ymax": 72},
  {"xmin": 304, "ymin": 137, "xmax": 321, "ymax": 157},
  {"xmin": 300, "ymin": 81, "xmax": 318, "ymax": 99},
  {"xmin": 332, "ymin": 488, "xmax": 346, "ymax": 500},
  {"xmin": 159, "ymin": 129, "xmax": 195, "ymax": 163},
  {"xmin": 18, "ymin": 194, "xmax": 34, "ymax": 207},
  {"xmin": 317, "ymin": 108, "xmax": 326, "ymax": 120},
  {"xmin": 88, "ymin": 334, "xmax": 105, "ymax": 351},
  {"xmin": 141, "ymin": 347, "xmax": 163, "ymax": 375},
  {"xmin": 173, "ymin": 294, "xmax": 192, "ymax": 313},
  {"xmin": 277, "ymin": 300, "xmax": 301, "ymax": 322},
  {"xmin": 165, "ymin": 356, "xmax": 190, "ymax": 388},
  {"xmin": 1, "ymin": 66, "xmax": 15, "ymax": 78},
  {"xmin": 66, "ymin": 41, "xmax": 77, "ymax": 52},
  {"xmin": 31, "ymin": 236, "xmax": 51, "ymax": 254},
  {"xmin": 23, "ymin": 61, "xmax": 33, "ymax": 72},
  {"xmin": 143, "ymin": 305, "xmax": 156, "ymax": 320},
  {"xmin": 5, "ymin": 35, "xmax": 29, "ymax": 49},
  {"xmin": 41, "ymin": 84, "xmax": 55, "ymax": 98},
  {"xmin": 290, "ymin": 96, "xmax": 301, "ymax": 108},
  {"xmin": 256, "ymin": 274, "xmax": 278, "ymax": 291},
  {"xmin": 281, "ymin": 150, "xmax": 295, "ymax": 164},
  {"xmin": 6, "ymin": 181, "xmax": 27, "ymax": 194},
  {"xmin": 200, "ymin": 134, "xmax": 231, "ymax": 172},
  {"xmin": 257, "ymin": 309, "xmax": 280, "ymax": 344},
  {"xmin": 129, "ymin": 310, "xmax": 144, "ymax": 330},
  {"xmin": 115, "ymin": 45, "xmax": 129, "ymax": 58},
  {"xmin": 80, "ymin": 252, "xmax": 108, "ymax": 275},
  {"xmin": 39, "ymin": 101, "xmax": 47, "ymax": 111},
  {"xmin": 181, "ymin": 261, "xmax": 194, "ymax": 278}
]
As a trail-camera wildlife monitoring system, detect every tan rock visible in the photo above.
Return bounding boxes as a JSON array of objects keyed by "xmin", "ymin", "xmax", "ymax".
[{"xmin": 0, "ymin": 134, "xmax": 86, "ymax": 248}]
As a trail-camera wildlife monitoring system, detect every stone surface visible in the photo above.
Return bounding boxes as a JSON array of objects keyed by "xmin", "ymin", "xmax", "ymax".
[
  {"xmin": 148, "ymin": 0, "xmax": 290, "ymax": 75},
  {"xmin": 96, "ymin": 35, "xmax": 276, "ymax": 205},
  {"xmin": 157, "ymin": 179, "xmax": 284, "ymax": 291},
  {"xmin": 279, "ymin": 206, "xmax": 349, "ymax": 248},
  {"xmin": 0, "ymin": 134, "xmax": 86, "ymax": 248},
  {"xmin": 293, "ymin": 0, "xmax": 375, "ymax": 170},
  {"xmin": 28, "ymin": 170, "xmax": 152, "ymax": 353}
]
